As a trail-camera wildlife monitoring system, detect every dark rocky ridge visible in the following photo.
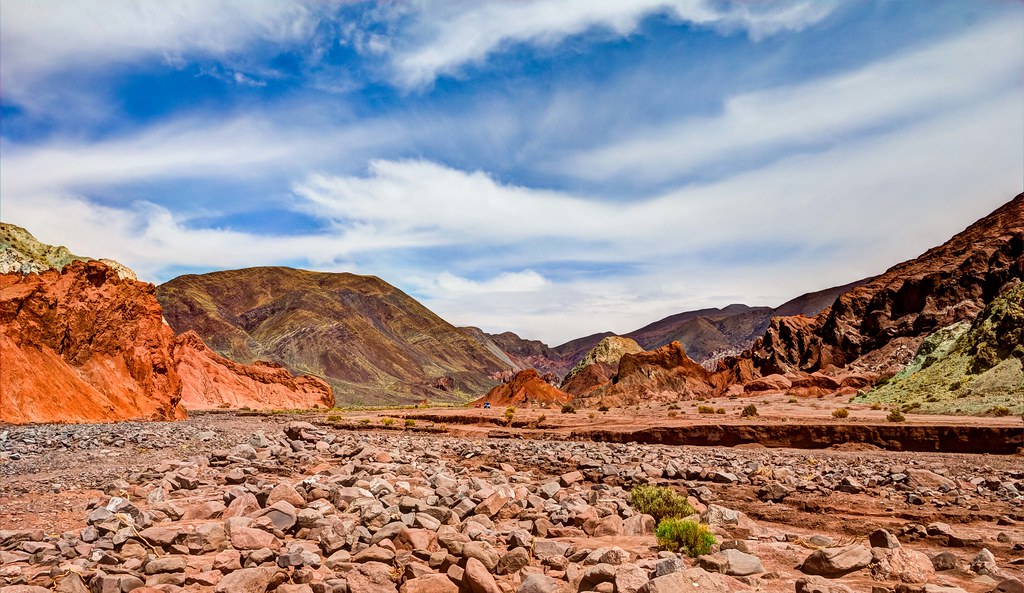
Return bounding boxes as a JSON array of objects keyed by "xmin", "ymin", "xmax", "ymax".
[{"xmin": 737, "ymin": 192, "xmax": 1024, "ymax": 379}]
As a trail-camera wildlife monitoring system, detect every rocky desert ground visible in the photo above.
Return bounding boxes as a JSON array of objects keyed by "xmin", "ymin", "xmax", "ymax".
[{"xmin": 2, "ymin": 402, "xmax": 1022, "ymax": 593}]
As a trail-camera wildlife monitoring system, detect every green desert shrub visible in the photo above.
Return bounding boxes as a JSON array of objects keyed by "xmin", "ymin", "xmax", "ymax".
[
  {"xmin": 655, "ymin": 518, "xmax": 716, "ymax": 557},
  {"xmin": 740, "ymin": 404, "xmax": 758, "ymax": 418},
  {"xmin": 598, "ymin": 405, "xmax": 610, "ymax": 412},
  {"xmin": 832, "ymin": 408, "xmax": 849, "ymax": 419},
  {"xmin": 870, "ymin": 402, "xmax": 882, "ymax": 410},
  {"xmin": 404, "ymin": 418, "xmax": 416, "ymax": 427},
  {"xmin": 630, "ymin": 485, "xmax": 695, "ymax": 524},
  {"xmin": 504, "ymin": 407, "xmax": 516, "ymax": 425},
  {"xmin": 697, "ymin": 405, "xmax": 715, "ymax": 414},
  {"xmin": 887, "ymin": 409, "xmax": 906, "ymax": 423},
  {"xmin": 561, "ymin": 404, "xmax": 576, "ymax": 414},
  {"xmin": 381, "ymin": 417, "xmax": 395, "ymax": 427},
  {"xmin": 715, "ymin": 408, "xmax": 726, "ymax": 414},
  {"xmin": 990, "ymin": 406, "xmax": 1010, "ymax": 417}
]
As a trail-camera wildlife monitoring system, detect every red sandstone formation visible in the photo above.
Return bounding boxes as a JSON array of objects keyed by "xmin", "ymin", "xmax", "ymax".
[
  {"xmin": 472, "ymin": 369, "xmax": 571, "ymax": 407},
  {"xmin": 174, "ymin": 331, "xmax": 333, "ymax": 411},
  {"xmin": 0, "ymin": 261, "xmax": 184, "ymax": 424}
]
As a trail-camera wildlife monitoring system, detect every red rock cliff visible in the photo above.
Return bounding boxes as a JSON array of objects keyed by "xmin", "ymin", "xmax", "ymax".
[
  {"xmin": 0, "ymin": 261, "xmax": 184, "ymax": 424},
  {"xmin": 174, "ymin": 331, "xmax": 334, "ymax": 411}
]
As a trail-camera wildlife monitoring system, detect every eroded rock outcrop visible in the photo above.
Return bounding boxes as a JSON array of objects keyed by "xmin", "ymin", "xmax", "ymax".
[
  {"xmin": 581, "ymin": 341, "xmax": 718, "ymax": 405},
  {"xmin": 0, "ymin": 227, "xmax": 339, "ymax": 423},
  {"xmin": 473, "ymin": 369, "xmax": 571, "ymax": 407},
  {"xmin": 0, "ymin": 261, "xmax": 184, "ymax": 424},
  {"xmin": 174, "ymin": 331, "xmax": 334, "ymax": 411},
  {"xmin": 561, "ymin": 336, "xmax": 644, "ymax": 397}
]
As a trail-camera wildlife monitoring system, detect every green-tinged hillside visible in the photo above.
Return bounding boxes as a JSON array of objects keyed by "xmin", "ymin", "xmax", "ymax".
[
  {"xmin": 0, "ymin": 223, "xmax": 136, "ymax": 279},
  {"xmin": 157, "ymin": 267, "xmax": 509, "ymax": 405},
  {"xmin": 857, "ymin": 283, "xmax": 1024, "ymax": 415}
]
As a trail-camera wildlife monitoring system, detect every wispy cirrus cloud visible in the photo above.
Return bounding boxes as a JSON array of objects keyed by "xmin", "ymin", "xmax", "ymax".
[
  {"xmin": 563, "ymin": 17, "xmax": 1023, "ymax": 185},
  {"xmin": 0, "ymin": 2, "xmax": 314, "ymax": 74},
  {"xmin": 380, "ymin": 0, "xmax": 838, "ymax": 88}
]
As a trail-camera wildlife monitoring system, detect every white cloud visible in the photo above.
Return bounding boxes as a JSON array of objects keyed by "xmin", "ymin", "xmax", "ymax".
[
  {"xmin": 435, "ymin": 270, "xmax": 549, "ymax": 294},
  {"xmin": 0, "ymin": 0, "xmax": 321, "ymax": 106},
  {"xmin": 565, "ymin": 17, "xmax": 1024, "ymax": 183},
  {"xmin": 3, "ymin": 85, "xmax": 1019, "ymax": 343},
  {"xmin": 384, "ymin": 0, "xmax": 837, "ymax": 88},
  {"xmin": 0, "ymin": 110, "xmax": 405, "ymax": 200}
]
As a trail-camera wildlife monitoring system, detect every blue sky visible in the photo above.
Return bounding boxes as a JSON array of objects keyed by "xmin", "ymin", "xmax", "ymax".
[{"xmin": 2, "ymin": 1, "xmax": 1022, "ymax": 345}]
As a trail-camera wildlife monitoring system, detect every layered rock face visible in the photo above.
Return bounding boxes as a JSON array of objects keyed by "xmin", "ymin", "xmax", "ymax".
[
  {"xmin": 738, "ymin": 193, "xmax": 1024, "ymax": 382},
  {"xmin": 472, "ymin": 369, "xmax": 571, "ymax": 407},
  {"xmin": 0, "ymin": 261, "xmax": 184, "ymax": 424},
  {"xmin": 174, "ymin": 331, "xmax": 334, "ymax": 411},
  {"xmin": 157, "ymin": 267, "xmax": 509, "ymax": 405}
]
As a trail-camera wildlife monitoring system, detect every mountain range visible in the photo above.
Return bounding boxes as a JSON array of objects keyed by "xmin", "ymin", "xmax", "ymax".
[
  {"xmin": 1, "ymin": 192, "xmax": 1021, "ymax": 422},
  {"xmin": 475, "ymin": 278, "xmax": 870, "ymax": 381}
]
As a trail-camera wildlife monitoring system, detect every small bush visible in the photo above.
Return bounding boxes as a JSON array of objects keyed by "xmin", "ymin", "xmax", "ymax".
[
  {"xmin": 504, "ymin": 407, "xmax": 516, "ymax": 425},
  {"xmin": 788, "ymin": 398, "xmax": 798, "ymax": 404},
  {"xmin": 655, "ymin": 518, "xmax": 716, "ymax": 557},
  {"xmin": 901, "ymin": 401, "xmax": 922, "ymax": 412},
  {"xmin": 535, "ymin": 414, "xmax": 547, "ymax": 427},
  {"xmin": 667, "ymin": 411, "xmax": 678, "ymax": 418},
  {"xmin": 404, "ymin": 418, "xmax": 416, "ymax": 427},
  {"xmin": 697, "ymin": 405, "xmax": 715, "ymax": 414},
  {"xmin": 381, "ymin": 417, "xmax": 395, "ymax": 427},
  {"xmin": 630, "ymin": 485, "xmax": 695, "ymax": 524},
  {"xmin": 740, "ymin": 404, "xmax": 758, "ymax": 418},
  {"xmin": 561, "ymin": 404, "xmax": 576, "ymax": 414},
  {"xmin": 667, "ymin": 404, "xmax": 680, "ymax": 410},
  {"xmin": 832, "ymin": 408, "xmax": 849, "ymax": 419},
  {"xmin": 870, "ymin": 402, "xmax": 882, "ymax": 410},
  {"xmin": 359, "ymin": 418, "xmax": 371, "ymax": 425},
  {"xmin": 990, "ymin": 406, "xmax": 1010, "ymax": 417},
  {"xmin": 326, "ymin": 414, "xmax": 343, "ymax": 423},
  {"xmin": 588, "ymin": 412, "xmax": 596, "ymax": 419},
  {"xmin": 598, "ymin": 405, "xmax": 610, "ymax": 412},
  {"xmin": 887, "ymin": 409, "xmax": 905, "ymax": 423},
  {"xmin": 715, "ymin": 408, "xmax": 725, "ymax": 415}
]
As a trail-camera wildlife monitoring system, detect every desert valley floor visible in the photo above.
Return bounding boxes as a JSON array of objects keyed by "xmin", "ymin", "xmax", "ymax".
[{"xmin": 2, "ymin": 397, "xmax": 1021, "ymax": 593}]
